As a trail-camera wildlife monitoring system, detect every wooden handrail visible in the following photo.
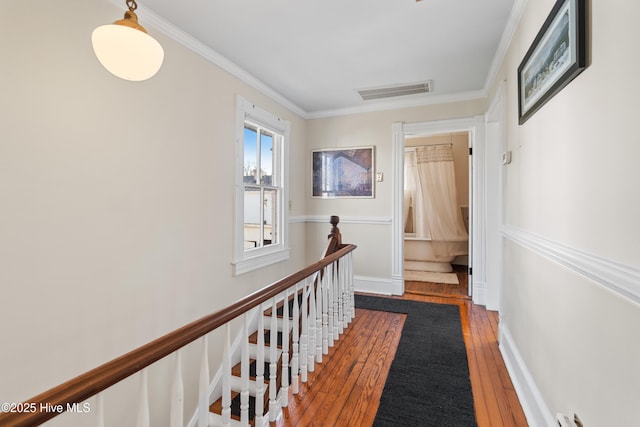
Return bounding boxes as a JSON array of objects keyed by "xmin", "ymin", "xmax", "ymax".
[{"xmin": 0, "ymin": 243, "xmax": 356, "ymax": 427}]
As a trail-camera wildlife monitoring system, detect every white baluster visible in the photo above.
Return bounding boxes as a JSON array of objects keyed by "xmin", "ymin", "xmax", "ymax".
[
  {"xmin": 240, "ymin": 314, "xmax": 250, "ymax": 426},
  {"xmin": 337, "ymin": 259, "xmax": 345, "ymax": 336},
  {"xmin": 198, "ymin": 336, "xmax": 210, "ymax": 427},
  {"xmin": 255, "ymin": 306, "xmax": 265, "ymax": 424},
  {"xmin": 137, "ymin": 369, "xmax": 150, "ymax": 427},
  {"xmin": 170, "ymin": 350, "xmax": 184, "ymax": 427},
  {"xmin": 341, "ymin": 257, "xmax": 349, "ymax": 332},
  {"xmin": 332, "ymin": 262, "xmax": 339, "ymax": 342},
  {"xmin": 308, "ymin": 275, "xmax": 316, "ymax": 372},
  {"xmin": 350, "ymin": 252, "xmax": 356, "ymax": 321},
  {"xmin": 321, "ymin": 268, "xmax": 329, "ymax": 356},
  {"xmin": 327, "ymin": 262, "xmax": 335, "ymax": 348},
  {"xmin": 316, "ymin": 273, "xmax": 323, "ymax": 362},
  {"xmin": 222, "ymin": 325, "xmax": 231, "ymax": 426},
  {"xmin": 95, "ymin": 393, "xmax": 104, "ymax": 427},
  {"xmin": 292, "ymin": 282, "xmax": 300, "ymax": 393},
  {"xmin": 300, "ymin": 278, "xmax": 309, "ymax": 381},
  {"xmin": 268, "ymin": 297, "xmax": 278, "ymax": 421},
  {"xmin": 345, "ymin": 252, "xmax": 354, "ymax": 322},
  {"xmin": 281, "ymin": 288, "xmax": 290, "ymax": 406}
]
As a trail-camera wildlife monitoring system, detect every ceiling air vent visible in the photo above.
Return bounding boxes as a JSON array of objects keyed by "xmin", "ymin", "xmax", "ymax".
[{"xmin": 357, "ymin": 81, "xmax": 433, "ymax": 101}]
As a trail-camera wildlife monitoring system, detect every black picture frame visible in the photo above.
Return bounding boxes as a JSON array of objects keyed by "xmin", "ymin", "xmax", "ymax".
[{"xmin": 517, "ymin": 0, "xmax": 588, "ymax": 124}]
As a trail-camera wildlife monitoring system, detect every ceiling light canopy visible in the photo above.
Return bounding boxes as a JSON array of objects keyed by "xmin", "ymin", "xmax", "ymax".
[{"xmin": 91, "ymin": 0, "xmax": 164, "ymax": 81}]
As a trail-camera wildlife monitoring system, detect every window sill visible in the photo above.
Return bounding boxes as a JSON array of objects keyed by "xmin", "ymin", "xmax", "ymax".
[{"xmin": 232, "ymin": 246, "xmax": 290, "ymax": 276}]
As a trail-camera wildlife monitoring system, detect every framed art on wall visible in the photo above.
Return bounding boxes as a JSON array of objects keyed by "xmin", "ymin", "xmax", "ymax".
[
  {"xmin": 518, "ymin": 0, "xmax": 588, "ymax": 124},
  {"xmin": 312, "ymin": 147, "xmax": 374, "ymax": 198}
]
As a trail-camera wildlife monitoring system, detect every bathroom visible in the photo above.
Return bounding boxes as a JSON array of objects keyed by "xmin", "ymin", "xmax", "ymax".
[{"xmin": 404, "ymin": 132, "xmax": 470, "ymax": 295}]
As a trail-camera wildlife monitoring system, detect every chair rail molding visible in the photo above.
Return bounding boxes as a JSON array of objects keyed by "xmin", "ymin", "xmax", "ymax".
[
  {"xmin": 502, "ymin": 225, "xmax": 640, "ymax": 306},
  {"xmin": 296, "ymin": 216, "xmax": 392, "ymax": 225}
]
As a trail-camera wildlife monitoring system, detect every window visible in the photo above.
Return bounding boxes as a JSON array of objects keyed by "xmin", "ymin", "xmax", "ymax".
[
  {"xmin": 233, "ymin": 96, "xmax": 290, "ymax": 275},
  {"xmin": 243, "ymin": 124, "xmax": 277, "ymax": 249}
]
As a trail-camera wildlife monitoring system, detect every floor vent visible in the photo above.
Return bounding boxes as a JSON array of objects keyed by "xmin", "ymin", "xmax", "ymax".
[{"xmin": 357, "ymin": 81, "xmax": 432, "ymax": 101}]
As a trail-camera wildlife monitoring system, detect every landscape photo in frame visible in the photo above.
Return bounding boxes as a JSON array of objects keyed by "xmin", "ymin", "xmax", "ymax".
[{"xmin": 518, "ymin": 0, "xmax": 588, "ymax": 124}]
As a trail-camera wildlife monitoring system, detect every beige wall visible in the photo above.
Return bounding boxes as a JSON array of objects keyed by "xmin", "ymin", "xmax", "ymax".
[
  {"xmin": 305, "ymin": 101, "xmax": 485, "ymax": 279},
  {"xmin": 3, "ymin": 0, "xmax": 639, "ymax": 426},
  {"xmin": 305, "ymin": 0, "xmax": 640, "ymax": 424},
  {"xmin": 0, "ymin": 1, "xmax": 307, "ymax": 425},
  {"xmin": 487, "ymin": 0, "xmax": 640, "ymax": 425}
]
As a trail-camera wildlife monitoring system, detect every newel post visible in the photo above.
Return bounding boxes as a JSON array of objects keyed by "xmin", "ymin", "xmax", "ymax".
[
  {"xmin": 329, "ymin": 215, "xmax": 341, "ymax": 243},
  {"xmin": 325, "ymin": 215, "xmax": 342, "ymax": 256}
]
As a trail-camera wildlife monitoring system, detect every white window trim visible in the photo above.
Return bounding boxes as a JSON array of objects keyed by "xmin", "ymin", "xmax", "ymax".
[{"xmin": 232, "ymin": 95, "xmax": 290, "ymax": 275}]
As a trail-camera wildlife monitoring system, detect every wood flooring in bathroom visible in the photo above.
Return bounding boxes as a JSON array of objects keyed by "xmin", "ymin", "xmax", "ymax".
[{"xmin": 405, "ymin": 264, "xmax": 470, "ymax": 298}]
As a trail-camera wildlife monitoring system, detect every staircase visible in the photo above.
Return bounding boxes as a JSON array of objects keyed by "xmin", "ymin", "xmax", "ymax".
[
  {"xmin": 209, "ymin": 297, "xmax": 298, "ymax": 425},
  {"xmin": 208, "ymin": 263, "xmax": 355, "ymax": 426},
  {"xmin": 0, "ymin": 216, "xmax": 355, "ymax": 427}
]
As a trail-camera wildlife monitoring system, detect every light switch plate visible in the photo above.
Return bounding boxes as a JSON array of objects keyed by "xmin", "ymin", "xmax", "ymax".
[{"xmin": 502, "ymin": 151, "xmax": 512, "ymax": 165}]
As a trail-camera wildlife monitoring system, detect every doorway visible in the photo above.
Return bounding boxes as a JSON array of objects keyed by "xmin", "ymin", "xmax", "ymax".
[
  {"xmin": 391, "ymin": 117, "xmax": 485, "ymax": 303},
  {"xmin": 403, "ymin": 132, "xmax": 471, "ymax": 298}
]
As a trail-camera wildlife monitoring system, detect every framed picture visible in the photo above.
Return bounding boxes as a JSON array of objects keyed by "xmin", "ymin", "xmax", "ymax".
[
  {"xmin": 312, "ymin": 147, "xmax": 374, "ymax": 198},
  {"xmin": 518, "ymin": 0, "xmax": 588, "ymax": 124}
]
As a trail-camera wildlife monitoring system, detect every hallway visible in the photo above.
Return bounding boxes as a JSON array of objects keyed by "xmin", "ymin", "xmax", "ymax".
[{"xmin": 275, "ymin": 291, "xmax": 527, "ymax": 426}]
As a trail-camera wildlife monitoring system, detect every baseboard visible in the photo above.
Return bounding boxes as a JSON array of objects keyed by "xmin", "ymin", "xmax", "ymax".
[
  {"xmin": 390, "ymin": 275, "xmax": 404, "ymax": 296},
  {"xmin": 499, "ymin": 323, "xmax": 556, "ymax": 427},
  {"xmin": 472, "ymin": 281, "xmax": 486, "ymax": 306},
  {"xmin": 354, "ymin": 275, "xmax": 401, "ymax": 295}
]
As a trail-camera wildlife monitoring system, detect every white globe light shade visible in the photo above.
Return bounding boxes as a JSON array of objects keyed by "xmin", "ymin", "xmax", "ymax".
[{"xmin": 92, "ymin": 24, "xmax": 164, "ymax": 81}]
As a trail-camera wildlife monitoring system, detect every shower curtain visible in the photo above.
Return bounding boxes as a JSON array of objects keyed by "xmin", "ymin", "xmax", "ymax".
[
  {"xmin": 405, "ymin": 144, "xmax": 468, "ymax": 259},
  {"xmin": 403, "ymin": 150, "xmax": 417, "ymax": 234}
]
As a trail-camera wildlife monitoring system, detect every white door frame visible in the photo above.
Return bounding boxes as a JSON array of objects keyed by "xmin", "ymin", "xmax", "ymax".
[
  {"xmin": 392, "ymin": 116, "xmax": 486, "ymax": 304},
  {"xmin": 484, "ymin": 81, "xmax": 507, "ymax": 311}
]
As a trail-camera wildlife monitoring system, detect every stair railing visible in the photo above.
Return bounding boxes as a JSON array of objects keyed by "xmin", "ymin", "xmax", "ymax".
[{"xmin": 0, "ymin": 217, "xmax": 356, "ymax": 427}]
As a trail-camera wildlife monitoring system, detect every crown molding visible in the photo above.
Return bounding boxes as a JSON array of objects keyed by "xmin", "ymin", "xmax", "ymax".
[
  {"xmin": 114, "ymin": 0, "xmax": 520, "ymax": 120},
  {"xmin": 121, "ymin": 1, "xmax": 308, "ymax": 118}
]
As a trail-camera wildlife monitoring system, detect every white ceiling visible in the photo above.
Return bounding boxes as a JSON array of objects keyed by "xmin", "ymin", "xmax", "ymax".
[{"xmin": 139, "ymin": 0, "xmax": 516, "ymax": 117}]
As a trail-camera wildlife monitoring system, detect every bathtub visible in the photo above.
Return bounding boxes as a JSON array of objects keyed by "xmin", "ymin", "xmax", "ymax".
[{"xmin": 404, "ymin": 235, "xmax": 458, "ymax": 273}]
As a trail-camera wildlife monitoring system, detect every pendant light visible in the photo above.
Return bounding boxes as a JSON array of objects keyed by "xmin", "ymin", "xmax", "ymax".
[{"xmin": 91, "ymin": 0, "xmax": 164, "ymax": 81}]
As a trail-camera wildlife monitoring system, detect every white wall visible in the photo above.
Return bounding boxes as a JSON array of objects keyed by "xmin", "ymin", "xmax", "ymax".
[
  {"xmin": 0, "ymin": 1, "xmax": 307, "ymax": 425},
  {"xmin": 489, "ymin": 0, "xmax": 640, "ymax": 425}
]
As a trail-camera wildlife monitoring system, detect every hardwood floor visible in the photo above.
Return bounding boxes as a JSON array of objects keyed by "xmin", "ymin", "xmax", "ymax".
[
  {"xmin": 276, "ymin": 308, "xmax": 406, "ymax": 426},
  {"xmin": 274, "ymin": 284, "xmax": 528, "ymax": 426},
  {"xmin": 405, "ymin": 264, "xmax": 470, "ymax": 299}
]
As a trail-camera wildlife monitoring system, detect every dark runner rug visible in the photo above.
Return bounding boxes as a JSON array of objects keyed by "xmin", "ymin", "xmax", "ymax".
[{"xmin": 354, "ymin": 294, "xmax": 477, "ymax": 427}]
